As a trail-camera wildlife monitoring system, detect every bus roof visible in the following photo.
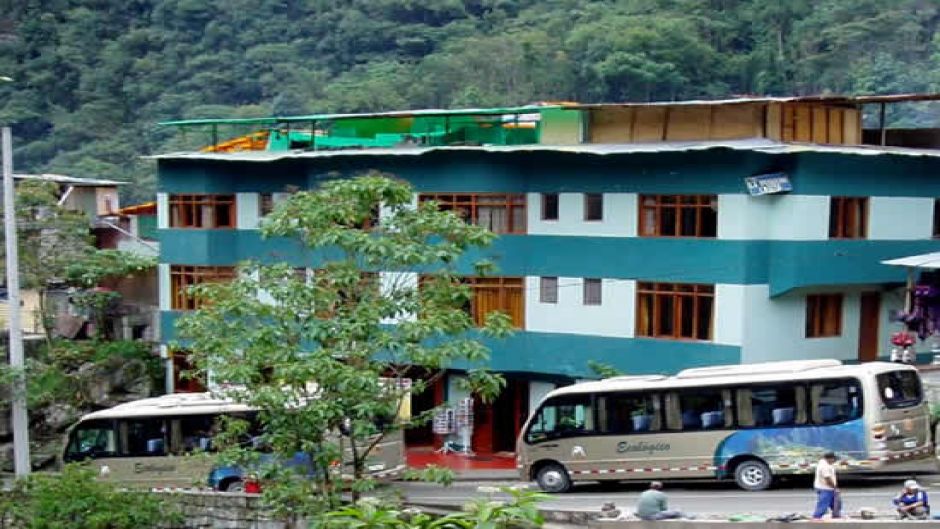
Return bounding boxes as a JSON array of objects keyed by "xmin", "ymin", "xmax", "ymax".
[
  {"xmin": 548, "ymin": 360, "xmax": 918, "ymax": 399},
  {"xmin": 79, "ymin": 393, "xmax": 254, "ymax": 421}
]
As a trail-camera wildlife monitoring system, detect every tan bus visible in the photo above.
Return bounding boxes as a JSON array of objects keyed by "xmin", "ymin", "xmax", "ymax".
[
  {"xmin": 518, "ymin": 360, "xmax": 931, "ymax": 492},
  {"xmin": 62, "ymin": 392, "xmax": 407, "ymax": 491}
]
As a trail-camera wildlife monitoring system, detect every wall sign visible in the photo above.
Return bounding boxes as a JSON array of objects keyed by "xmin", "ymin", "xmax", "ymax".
[{"xmin": 745, "ymin": 172, "xmax": 792, "ymax": 196}]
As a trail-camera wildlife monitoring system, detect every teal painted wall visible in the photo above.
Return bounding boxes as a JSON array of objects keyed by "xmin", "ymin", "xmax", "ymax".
[
  {"xmin": 159, "ymin": 229, "xmax": 936, "ymax": 291},
  {"xmin": 159, "ymin": 149, "xmax": 940, "ymax": 197},
  {"xmin": 160, "ymin": 310, "xmax": 740, "ymax": 378}
]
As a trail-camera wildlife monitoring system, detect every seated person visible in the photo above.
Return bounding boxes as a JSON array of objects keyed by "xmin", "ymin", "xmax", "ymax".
[
  {"xmin": 894, "ymin": 480, "xmax": 929, "ymax": 520},
  {"xmin": 635, "ymin": 481, "xmax": 691, "ymax": 521}
]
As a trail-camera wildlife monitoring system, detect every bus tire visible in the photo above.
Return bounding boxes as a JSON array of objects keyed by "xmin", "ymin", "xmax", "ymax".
[
  {"xmin": 535, "ymin": 463, "xmax": 572, "ymax": 493},
  {"xmin": 221, "ymin": 478, "xmax": 245, "ymax": 493},
  {"xmin": 733, "ymin": 459, "xmax": 772, "ymax": 491}
]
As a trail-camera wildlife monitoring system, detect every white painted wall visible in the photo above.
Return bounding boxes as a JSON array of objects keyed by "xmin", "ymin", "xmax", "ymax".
[
  {"xmin": 529, "ymin": 381, "xmax": 556, "ymax": 411},
  {"xmin": 713, "ymin": 284, "xmax": 745, "ymax": 346},
  {"xmin": 739, "ymin": 285, "xmax": 862, "ymax": 364},
  {"xmin": 868, "ymin": 197, "xmax": 934, "ymax": 240},
  {"xmin": 524, "ymin": 276, "xmax": 635, "ymax": 337},
  {"xmin": 718, "ymin": 194, "xmax": 830, "ymax": 240},
  {"xmin": 527, "ymin": 193, "xmax": 637, "ymax": 237},
  {"xmin": 158, "ymin": 263, "xmax": 171, "ymax": 311},
  {"xmin": 236, "ymin": 193, "xmax": 259, "ymax": 230},
  {"xmin": 157, "ymin": 193, "xmax": 169, "ymax": 229}
]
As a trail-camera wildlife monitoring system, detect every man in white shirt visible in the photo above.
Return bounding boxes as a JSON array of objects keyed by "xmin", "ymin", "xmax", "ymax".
[{"xmin": 812, "ymin": 451, "xmax": 841, "ymax": 519}]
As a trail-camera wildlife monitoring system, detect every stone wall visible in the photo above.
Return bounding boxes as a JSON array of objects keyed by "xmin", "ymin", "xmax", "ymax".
[{"xmin": 156, "ymin": 491, "xmax": 289, "ymax": 529}]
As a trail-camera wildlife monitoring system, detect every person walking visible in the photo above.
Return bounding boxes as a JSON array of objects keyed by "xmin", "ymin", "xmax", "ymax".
[
  {"xmin": 893, "ymin": 479, "xmax": 929, "ymax": 520},
  {"xmin": 635, "ymin": 481, "xmax": 690, "ymax": 520},
  {"xmin": 812, "ymin": 451, "xmax": 841, "ymax": 520}
]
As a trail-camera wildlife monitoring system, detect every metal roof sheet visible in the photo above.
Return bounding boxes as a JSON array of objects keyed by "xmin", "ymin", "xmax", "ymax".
[
  {"xmin": 159, "ymin": 105, "xmax": 555, "ymax": 127},
  {"xmin": 568, "ymin": 92, "xmax": 940, "ymax": 109},
  {"xmin": 881, "ymin": 252, "xmax": 940, "ymax": 269},
  {"xmin": 149, "ymin": 138, "xmax": 940, "ymax": 162},
  {"xmin": 13, "ymin": 173, "xmax": 125, "ymax": 186}
]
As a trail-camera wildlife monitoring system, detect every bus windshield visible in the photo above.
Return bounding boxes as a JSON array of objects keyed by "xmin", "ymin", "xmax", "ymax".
[
  {"xmin": 877, "ymin": 370, "xmax": 923, "ymax": 409},
  {"xmin": 65, "ymin": 420, "xmax": 118, "ymax": 461}
]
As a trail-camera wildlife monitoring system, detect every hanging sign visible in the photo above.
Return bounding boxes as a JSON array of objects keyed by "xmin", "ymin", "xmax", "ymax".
[{"xmin": 745, "ymin": 172, "xmax": 792, "ymax": 196}]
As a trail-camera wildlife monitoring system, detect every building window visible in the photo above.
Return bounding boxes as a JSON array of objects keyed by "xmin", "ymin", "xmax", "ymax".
[
  {"xmin": 583, "ymin": 278, "xmax": 602, "ymax": 305},
  {"xmin": 636, "ymin": 282, "xmax": 714, "ymax": 341},
  {"xmin": 464, "ymin": 277, "xmax": 524, "ymax": 328},
  {"xmin": 829, "ymin": 197, "xmax": 868, "ymax": 239},
  {"xmin": 933, "ymin": 199, "xmax": 940, "ymax": 238},
  {"xmin": 541, "ymin": 193, "xmax": 559, "ymax": 221},
  {"xmin": 169, "ymin": 194, "xmax": 237, "ymax": 229},
  {"xmin": 805, "ymin": 294, "xmax": 843, "ymax": 338},
  {"xmin": 259, "ymin": 193, "xmax": 275, "ymax": 217},
  {"xmin": 419, "ymin": 193, "xmax": 525, "ymax": 234},
  {"xmin": 170, "ymin": 265, "xmax": 236, "ymax": 310},
  {"xmin": 584, "ymin": 193, "xmax": 603, "ymax": 221},
  {"xmin": 639, "ymin": 195, "xmax": 717, "ymax": 237},
  {"xmin": 539, "ymin": 276, "xmax": 558, "ymax": 304}
]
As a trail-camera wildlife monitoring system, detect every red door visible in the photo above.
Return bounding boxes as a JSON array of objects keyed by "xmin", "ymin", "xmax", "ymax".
[{"xmin": 858, "ymin": 292, "xmax": 881, "ymax": 362}]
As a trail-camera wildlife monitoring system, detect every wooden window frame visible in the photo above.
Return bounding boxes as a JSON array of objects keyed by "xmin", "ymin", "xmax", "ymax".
[
  {"xmin": 805, "ymin": 293, "xmax": 843, "ymax": 338},
  {"xmin": 584, "ymin": 193, "xmax": 603, "ymax": 221},
  {"xmin": 539, "ymin": 276, "xmax": 558, "ymax": 304},
  {"xmin": 828, "ymin": 197, "xmax": 868, "ymax": 239},
  {"xmin": 168, "ymin": 194, "xmax": 237, "ymax": 229},
  {"xmin": 635, "ymin": 282, "xmax": 714, "ymax": 341},
  {"xmin": 418, "ymin": 193, "xmax": 526, "ymax": 234},
  {"xmin": 259, "ymin": 193, "xmax": 275, "ymax": 217},
  {"xmin": 541, "ymin": 193, "xmax": 559, "ymax": 221},
  {"xmin": 170, "ymin": 265, "xmax": 236, "ymax": 310},
  {"xmin": 463, "ymin": 276, "xmax": 524, "ymax": 328},
  {"xmin": 583, "ymin": 278, "xmax": 602, "ymax": 305},
  {"xmin": 639, "ymin": 194, "xmax": 718, "ymax": 238}
]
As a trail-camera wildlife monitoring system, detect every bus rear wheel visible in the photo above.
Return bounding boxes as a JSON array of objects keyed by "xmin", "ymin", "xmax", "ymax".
[
  {"xmin": 733, "ymin": 459, "xmax": 772, "ymax": 491},
  {"xmin": 535, "ymin": 463, "xmax": 572, "ymax": 493},
  {"xmin": 222, "ymin": 479, "xmax": 245, "ymax": 493}
]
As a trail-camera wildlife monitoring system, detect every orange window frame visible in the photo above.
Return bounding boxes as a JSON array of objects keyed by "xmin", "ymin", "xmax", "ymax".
[
  {"xmin": 829, "ymin": 197, "xmax": 868, "ymax": 239},
  {"xmin": 170, "ymin": 265, "xmax": 236, "ymax": 310},
  {"xmin": 635, "ymin": 282, "xmax": 714, "ymax": 341},
  {"xmin": 418, "ymin": 193, "xmax": 526, "ymax": 234},
  {"xmin": 638, "ymin": 194, "xmax": 718, "ymax": 238},
  {"xmin": 464, "ymin": 276, "xmax": 525, "ymax": 328},
  {"xmin": 805, "ymin": 294, "xmax": 843, "ymax": 338},
  {"xmin": 169, "ymin": 194, "xmax": 237, "ymax": 229}
]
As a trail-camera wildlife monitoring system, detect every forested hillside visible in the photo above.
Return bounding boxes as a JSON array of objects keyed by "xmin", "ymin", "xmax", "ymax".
[{"xmin": 2, "ymin": 0, "xmax": 940, "ymax": 201}]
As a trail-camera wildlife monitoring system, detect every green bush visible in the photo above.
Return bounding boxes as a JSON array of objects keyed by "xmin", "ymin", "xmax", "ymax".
[{"xmin": 0, "ymin": 466, "xmax": 180, "ymax": 529}]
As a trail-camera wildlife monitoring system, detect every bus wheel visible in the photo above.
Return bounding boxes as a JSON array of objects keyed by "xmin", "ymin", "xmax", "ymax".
[
  {"xmin": 535, "ymin": 463, "xmax": 572, "ymax": 493},
  {"xmin": 222, "ymin": 479, "xmax": 245, "ymax": 493},
  {"xmin": 734, "ymin": 460, "xmax": 772, "ymax": 491}
]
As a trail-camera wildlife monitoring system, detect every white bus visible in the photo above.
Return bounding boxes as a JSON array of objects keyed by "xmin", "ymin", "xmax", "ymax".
[
  {"xmin": 518, "ymin": 360, "xmax": 931, "ymax": 492},
  {"xmin": 62, "ymin": 392, "xmax": 406, "ymax": 491}
]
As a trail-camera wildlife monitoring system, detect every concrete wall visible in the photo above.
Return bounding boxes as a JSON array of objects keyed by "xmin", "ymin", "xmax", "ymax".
[
  {"xmin": 525, "ymin": 276, "xmax": 635, "ymax": 338},
  {"xmin": 527, "ymin": 192, "xmax": 637, "ymax": 237},
  {"xmin": 154, "ymin": 491, "xmax": 284, "ymax": 529},
  {"xmin": 868, "ymin": 197, "xmax": 933, "ymax": 240}
]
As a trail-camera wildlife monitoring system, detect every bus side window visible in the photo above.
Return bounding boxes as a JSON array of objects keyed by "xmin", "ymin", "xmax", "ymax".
[
  {"xmin": 525, "ymin": 396, "xmax": 593, "ymax": 442},
  {"xmin": 122, "ymin": 418, "xmax": 168, "ymax": 457},
  {"xmin": 811, "ymin": 379, "xmax": 861, "ymax": 424},
  {"xmin": 676, "ymin": 389, "xmax": 732, "ymax": 430},
  {"xmin": 175, "ymin": 415, "xmax": 215, "ymax": 454},
  {"xmin": 664, "ymin": 393, "xmax": 682, "ymax": 431},
  {"xmin": 599, "ymin": 393, "xmax": 661, "ymax": 434},
  {"xmin": 65, "ymin": 421, "xmax": 118, "ymax": 461},
  {"xmin": 745, "ymin": 384, "xmax": 807, "ymax": 427}
]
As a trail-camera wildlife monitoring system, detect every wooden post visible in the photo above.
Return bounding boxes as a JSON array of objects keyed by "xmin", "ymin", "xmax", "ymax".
[{"xmin": 879, "ymin": 102, "xmax": 887, "ymax": 146}]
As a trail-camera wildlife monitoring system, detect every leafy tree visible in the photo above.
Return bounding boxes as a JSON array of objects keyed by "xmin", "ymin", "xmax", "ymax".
[{"xmin": 176, "ymin": 174, "xmax": 511, "ymax": 516}]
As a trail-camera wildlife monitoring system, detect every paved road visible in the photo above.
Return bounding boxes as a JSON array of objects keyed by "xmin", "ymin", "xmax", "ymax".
[{"xmin": 396, "ymin": 473, "xmax": 940, "ymax": 517}]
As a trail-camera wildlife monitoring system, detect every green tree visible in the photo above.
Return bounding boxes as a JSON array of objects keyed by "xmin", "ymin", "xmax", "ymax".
[{"xmin": 177, "ymin": 174, "xmax": 511, "ymax": 516}]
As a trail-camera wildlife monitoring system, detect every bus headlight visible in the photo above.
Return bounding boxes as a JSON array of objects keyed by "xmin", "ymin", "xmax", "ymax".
[{"xmin": 871, "ymin": 424, "xmax": 886, "ymax": 440}]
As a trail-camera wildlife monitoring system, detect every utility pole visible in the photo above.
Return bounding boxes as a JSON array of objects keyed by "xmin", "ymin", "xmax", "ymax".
[{"xmin": 3, "ymin": 126, "xmax": 30, "ymax": 477}]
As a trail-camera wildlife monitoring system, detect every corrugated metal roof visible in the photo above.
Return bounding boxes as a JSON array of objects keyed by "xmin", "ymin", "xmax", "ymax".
[
  {"xmin": 148, "ymin": 138, "xmax": 940, "ymax": 162},
  {"xmin": 158, "ymin": 93, "xmax": 940, "ymax": 128},
  {"xmin": 568, "ymin": 92, "xmax": 940, "ymax": 109},
  {"xmin": 159, "ymin": 105, "xmax": 554, "ymax": 127},
  {"xmin": 882, "ymin": 252, "xmax": 940, "ymax": 269},
  {"xmin": 13, "ymin": 173, "xmax": 126, "ymax": 186}
]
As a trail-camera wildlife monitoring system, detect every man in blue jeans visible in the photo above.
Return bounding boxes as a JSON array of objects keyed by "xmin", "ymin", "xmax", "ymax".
[{"xmin": 812, "ymin": 452, "xmax": 841, "ymax": 519}]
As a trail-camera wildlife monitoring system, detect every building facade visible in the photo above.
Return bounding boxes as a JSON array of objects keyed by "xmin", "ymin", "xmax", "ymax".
[{"xmin": 155, "ymin": 96, "xmax": 940, "ymax": 453}]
